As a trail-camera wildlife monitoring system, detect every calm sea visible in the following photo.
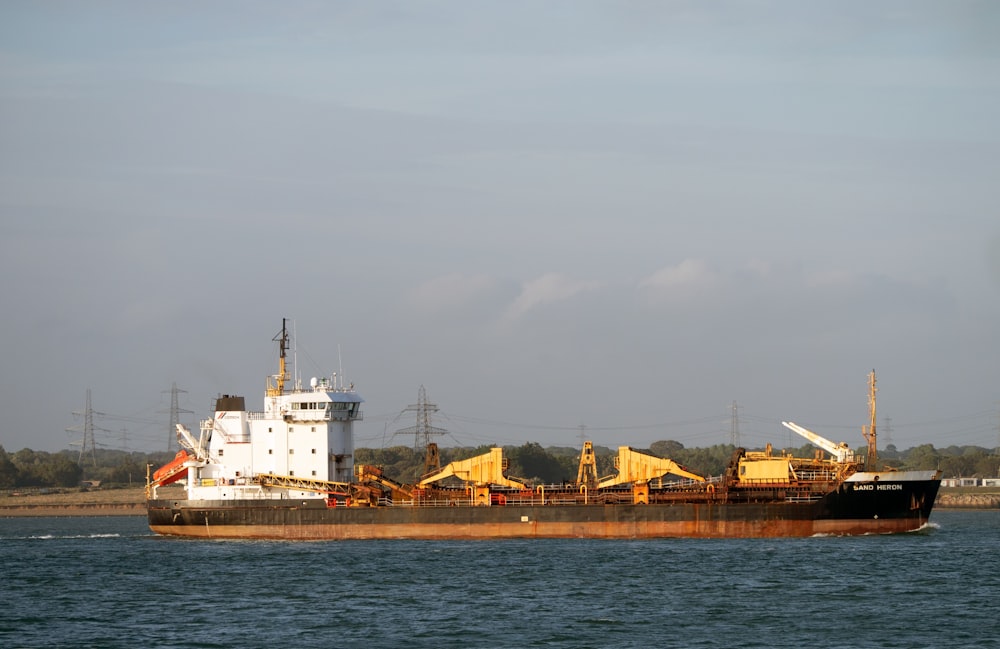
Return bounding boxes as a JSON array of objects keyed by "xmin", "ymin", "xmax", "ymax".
[{"xmin": 1, "ymin": 511, "xmax": 997, "ymax": 649}]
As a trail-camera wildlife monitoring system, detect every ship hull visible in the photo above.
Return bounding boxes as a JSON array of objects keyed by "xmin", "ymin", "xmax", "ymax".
[{"xmin": 148, "ymin": 476, "xmax": 940, "ymax": 540}]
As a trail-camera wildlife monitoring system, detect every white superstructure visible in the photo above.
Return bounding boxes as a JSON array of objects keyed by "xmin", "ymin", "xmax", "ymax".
[{"xmin": 153, "ymin": 320, "xmax": 364, "ymax": 501}]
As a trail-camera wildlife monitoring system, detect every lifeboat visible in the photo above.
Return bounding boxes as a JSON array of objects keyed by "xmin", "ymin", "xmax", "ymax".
[{"xmin": 152, "ymin": 449, "xmax": 190, "ymax": 486}]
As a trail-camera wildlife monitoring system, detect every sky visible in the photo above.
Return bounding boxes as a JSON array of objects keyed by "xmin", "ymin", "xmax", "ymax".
[{"xmin": 1, "ymin": 1, "xmax": 998, "ymax": 457}]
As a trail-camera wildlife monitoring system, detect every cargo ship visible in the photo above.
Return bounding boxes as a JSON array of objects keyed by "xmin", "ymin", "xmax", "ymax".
[{"xmin": 146, "ymin": 320, "xmax": 941, "ymax": 539}]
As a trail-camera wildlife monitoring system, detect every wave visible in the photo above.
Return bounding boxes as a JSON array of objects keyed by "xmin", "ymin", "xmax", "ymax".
[
  {"xmin": 16, "ymin": 533, "xmax": 123, "ymax": 540},
  {"xmin": 811, "ymin": 520, "xmax": 941, "ymax": 538}
]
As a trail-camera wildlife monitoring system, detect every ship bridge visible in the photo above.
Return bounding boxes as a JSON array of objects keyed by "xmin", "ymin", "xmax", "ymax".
[{"xmin": 265, "ymin": 375, "xmax": 365, "ymax": 421}]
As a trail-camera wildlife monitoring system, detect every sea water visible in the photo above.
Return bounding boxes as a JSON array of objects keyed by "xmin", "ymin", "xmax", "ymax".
[{"xmin": 1, "ymin": 511, "xmax": 997, "ymax": 649}]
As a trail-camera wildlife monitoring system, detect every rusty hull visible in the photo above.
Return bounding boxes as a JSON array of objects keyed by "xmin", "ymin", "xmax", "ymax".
[{"xmin": 148, "ymin": 499, "xmax": 933, "ymax": 540}]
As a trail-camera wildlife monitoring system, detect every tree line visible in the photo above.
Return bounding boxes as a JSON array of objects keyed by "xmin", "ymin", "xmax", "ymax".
[
  {"xmin": 0, "ymin": 447, "xmax": 174, "ymax": 490},
  {"xmin": 1, "ymin": 441, "xmax": 997, "ymax": 490}
]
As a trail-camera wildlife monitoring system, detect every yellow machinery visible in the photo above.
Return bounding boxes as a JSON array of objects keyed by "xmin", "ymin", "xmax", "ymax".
[
  {"xmin": 735, "ymin": 454, "xmax": 794, "ymax": 484},
  {"xmin": 416, "ymin": 447, "xmax": 528, "ymax": 507},
  {"xmin": 355, "ymin": 464, "xmax": 415, "ymax": 501},
  {"xmin": 418, "ymin": 447, "xmax": 527, "ymax": 490},
  {"xmin": 598, "ymin": 446, "xmax": 705, "ymax": 490},
  {"xmin": 596, "ymin": 446, "xmax": 705, "ymax": 504},
  {"xmin": 576, "ymin": 441, "xmax": 599, "ymax": 488}
]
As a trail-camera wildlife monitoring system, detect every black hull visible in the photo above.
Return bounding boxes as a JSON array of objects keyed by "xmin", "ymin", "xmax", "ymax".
[{"xmin": 148, "ymin": 477, "xmax": 940, "ymax": 539}]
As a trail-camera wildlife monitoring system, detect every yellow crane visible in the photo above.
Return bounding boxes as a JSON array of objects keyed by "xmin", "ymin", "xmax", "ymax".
[
  {"xmin": 597, "ymin": 446, "xmax": 704, "ymax": 489},
  {"xmin": 418, "ymin": 447, "xmax": 527, "ymax": 489}
]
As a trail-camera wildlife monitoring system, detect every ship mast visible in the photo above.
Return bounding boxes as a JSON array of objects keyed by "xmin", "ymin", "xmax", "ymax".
[
  {"xmin": 266, "ymin": 318, "xmax": 290, "ymax": 397},
  {"xmin": 862, "ymin": 369, "xmax": 878, "ymax": 470}
]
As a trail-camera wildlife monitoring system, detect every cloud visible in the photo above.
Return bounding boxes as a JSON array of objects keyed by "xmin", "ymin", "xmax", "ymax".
[
  {"xmin": 804, "ymin": 268, "xmax": 857, "ymax": 288},
  {"xmin": 638, "ymin": 259, "xmax": 717, "ymax": 299},
  {"xmin": 987, "ymin": 232, "xmax": 1000, "ymax": 291},
  {"xmin": 503, "ymin": 272, "xmax": 604, "ymax": 322},
  {"xmin": 744, "ymin": 258, "xmax": 773, "ymax": 277},
  {"xmin": 408, "ymin": 273, "xmax": 497, "ymax": 313}
]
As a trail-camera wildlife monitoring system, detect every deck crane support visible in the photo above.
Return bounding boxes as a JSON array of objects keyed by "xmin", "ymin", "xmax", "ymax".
[
  {"xmin": 355, "ymin": 464, "xmax": 416, "ymax": 501},
  {"xmin": 597, "ymin": 446, "xmax": 705, "ymax": 489},
  {"xmin": 418, "ymin": 447, "xmax": 527, "ymax": 489},
  {"xmin": 782, "ymin": 421, "xmax": 856, "ymax": 464}
]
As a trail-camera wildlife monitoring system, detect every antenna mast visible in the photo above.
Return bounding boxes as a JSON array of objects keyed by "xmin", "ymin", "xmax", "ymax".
[
  {"xmin": 862, "ymin": 370, "xmax": 878, "ymax": 470},
  {"xmin": 267, "ymin": 319, "xmax": 290, "ymax": 397},
  {"xmin": 338, "ymin": 344, "xmax": 344, "ymax": 390}
]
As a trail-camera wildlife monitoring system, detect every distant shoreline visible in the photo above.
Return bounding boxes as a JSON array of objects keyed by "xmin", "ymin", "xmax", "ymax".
[
  {"xmin": 935, "ymin": 493, "xmax": 1000, "ymax": 509},
  {"xmin": 0, "ymin": 503, "xmax": 145, "ymax": 517},
  {"xmin": 0, "ymin": 486, "xmax": 176, "ymax": 517}
]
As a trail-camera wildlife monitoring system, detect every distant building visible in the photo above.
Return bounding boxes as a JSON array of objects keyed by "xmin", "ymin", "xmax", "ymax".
[{"xmin": 941, "ymin": 477, "xmax": 1000, "ymax": 488}]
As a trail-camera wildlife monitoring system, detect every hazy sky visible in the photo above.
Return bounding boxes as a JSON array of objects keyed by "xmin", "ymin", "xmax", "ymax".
[{"xmin": 2, "ymin": 1, "xmax": 998, "ymax": 456}]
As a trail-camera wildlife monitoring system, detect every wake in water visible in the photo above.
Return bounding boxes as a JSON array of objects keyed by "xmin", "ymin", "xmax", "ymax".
[
  {"xmin": 811, "ymin": 520, "xmax": 940, "ymax": 537},
  {"xmin": 914, "ymin": 520, "xmax": 941, "ymax": 533},
  {"xmin": 13, "ymin": 533, "xmax": 123, "ymax": 541}
]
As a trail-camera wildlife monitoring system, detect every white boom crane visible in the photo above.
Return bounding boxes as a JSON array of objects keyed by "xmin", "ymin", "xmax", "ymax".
[
  {"xmin": 175, "ymin": 423, "xmax": 212, "ymax": 462},
  {"xmin": 781, "ymin": 421, "xmax": 855, "ymax": 464}
]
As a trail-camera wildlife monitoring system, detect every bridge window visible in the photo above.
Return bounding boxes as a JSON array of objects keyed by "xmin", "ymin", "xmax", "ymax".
[{"xmin": 218, "ymin": 450, "xmax": 224, "ymax": 456}]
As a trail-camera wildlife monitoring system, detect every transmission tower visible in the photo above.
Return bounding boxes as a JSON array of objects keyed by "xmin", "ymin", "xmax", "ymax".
[
  {"xmin": 730, "ymin": 401, "xmax": 741, "ymax": 448},
  {"xmin": 394, "ymin": 385, "xmax": 449, "ymax": 472},
  {"xmin": 66, "ymin": 388, "xmax": 99, "ymax": 466},
  {"xmin": 882, "ymin": 416, "xmax": 893, "ymax": 449},
  {"xmin": 161, "ymin": 382, "xmax": 192, "ymax": 452},
  {"xmin": 994, "ymin": 404, "xmax": 1000, "ymax": 459}
]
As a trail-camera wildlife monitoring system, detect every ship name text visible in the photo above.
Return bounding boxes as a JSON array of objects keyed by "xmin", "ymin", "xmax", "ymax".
[{"xmin": 852, "ymin": 483, "xmax": 903, "ymax": 491}]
